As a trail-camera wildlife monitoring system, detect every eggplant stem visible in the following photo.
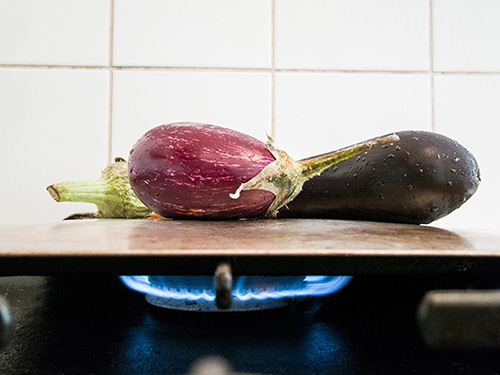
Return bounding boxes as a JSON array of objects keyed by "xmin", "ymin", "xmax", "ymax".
[
  {"xmin": 47, "ymin": 158, "xmax": 151, "ymax": 219},
  {"xmin": 298, "ymin": 133, "xmax": 400, "ymax": 180},
  {"xmin": 47, "ymin": 180, "xmax": 110, "ymax": 204},
  {"xmin": 47, "ymin": 179, "xmax": 150, "ymax": 219},
  {"xmin": 47, "ymin": 185, "xmax": 61, "ymax": 202}
]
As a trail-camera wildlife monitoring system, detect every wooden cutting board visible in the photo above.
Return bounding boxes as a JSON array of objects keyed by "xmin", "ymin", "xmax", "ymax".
[{"xmin": 0, "ymin": 219, "xmax": 499, "ymax": 275}]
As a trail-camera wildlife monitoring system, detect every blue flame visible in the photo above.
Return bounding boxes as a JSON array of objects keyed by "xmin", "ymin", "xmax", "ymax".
[{"xmin": 119, "ymin": 275, "xmax": 351, "ymax": 302}]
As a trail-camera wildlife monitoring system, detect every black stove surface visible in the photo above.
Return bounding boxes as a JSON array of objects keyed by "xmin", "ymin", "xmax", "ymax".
[{"xmin": 1, "ymin": 275, "xmax": 499, "ymax": 375}]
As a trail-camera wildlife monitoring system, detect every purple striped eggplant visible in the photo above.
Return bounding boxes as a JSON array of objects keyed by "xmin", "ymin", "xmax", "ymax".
[{"xmin": 127, "ymin": 122, "xmax": 398, "ymax": 219}]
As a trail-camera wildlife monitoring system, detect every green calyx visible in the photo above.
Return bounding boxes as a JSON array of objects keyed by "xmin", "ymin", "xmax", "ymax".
[{"xmin": 47, "ymin": 157, "xmax": 151, "ymax": 219}]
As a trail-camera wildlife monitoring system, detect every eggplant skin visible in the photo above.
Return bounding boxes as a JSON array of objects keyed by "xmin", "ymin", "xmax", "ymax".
[
  {"xmin": 280, "ymin": 131, "xmax": 480, "ymax": 224},
  {"xmin": 128, "ymin": 122, "xmax": 276, "ymax": 220}
]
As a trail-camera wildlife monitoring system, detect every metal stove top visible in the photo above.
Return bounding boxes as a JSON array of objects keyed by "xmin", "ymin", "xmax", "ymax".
[
  {"xmin": 1, "ymin": 219, "xmax": 500, "ymax": 373},
  {"xmin": 0, "ymin": 219, "xmax": 499, "ymax": 276}
]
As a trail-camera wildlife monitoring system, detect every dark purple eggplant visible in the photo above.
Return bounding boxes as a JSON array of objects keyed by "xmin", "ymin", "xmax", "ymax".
[
  {"xmin": 280, "ymin": 131, "xmax": 481, "ymax": 224},
  {"xmin": 128, "ymin": 122, "xmax": 398, "ymax": 219}
]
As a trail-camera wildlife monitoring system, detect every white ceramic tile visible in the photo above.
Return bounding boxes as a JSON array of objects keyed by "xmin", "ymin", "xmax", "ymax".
[
  {"xmin": 432, "ymin": 75, "xmax": 500, "ymax": 232},
  {"xmin": 113, "ymin": 0, "xmax": 271, "ymax": 68},
  {"xmin": 274, "ymin": 72, "xmax": 430, "ymax": 160},
  {"xmin": 0, "ymin": 69, "xmax": 109, "ymax": 223},
  {"xmin": 275, "ymin": 0, "xmax": 429, "ymax": 71},
  {"xmin": 433, "ymin": 0, "xmax": 500, "ymax": 72},
  {"xmin": 111, "ymin": 70, "xmax": 271, "ymax": 159},
  {"xmin": 0, "ymin": 0, "xmax": 110, "ymax": 66}
]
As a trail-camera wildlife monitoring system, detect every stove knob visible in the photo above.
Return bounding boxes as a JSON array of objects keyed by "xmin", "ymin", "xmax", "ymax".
[
  {"xmin": 418, "ymin": 289, "xmax": 500, "ymax": 349},
  {"xmin": 0, "ymin": 296, "xmax": 13, "ymax": 349}
]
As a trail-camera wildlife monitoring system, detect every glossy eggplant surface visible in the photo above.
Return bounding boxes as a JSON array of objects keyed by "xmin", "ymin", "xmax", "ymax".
[{"xmin": 281, "ymin": 131, "xmax": 480, "ymax": 224}]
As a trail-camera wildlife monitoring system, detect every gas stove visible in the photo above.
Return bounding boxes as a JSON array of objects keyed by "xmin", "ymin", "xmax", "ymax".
[{"xmin": 0, "ymin": 219, "xmax": 499, "ymax": 374}]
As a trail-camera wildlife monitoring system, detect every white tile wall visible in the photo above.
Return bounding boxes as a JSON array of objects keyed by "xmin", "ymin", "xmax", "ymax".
[
  {"xmin": 0, "ymin": 0, "xmax": 499, "ymax": 232},
  {"xmin": 111, "ymin": 70, "xmax": 271, "ymax": 158},
  {"xmin": 0, "ymin": 0, "xmax": 110, "ymax": 66},
  {"xmin": 0, "ymin": 69, "xmax": 109, "ymax": 223},
  {"xmin": 275, "ymin": 0, "xmax": 429, "ymax": 71},
  {"xmin": 433, "ymin": 0, "xmax": 500, "ymax": 72},
  {"xmin": 274, "ymin": 72, "xmax": 430, "ymax": 159},
  {"xmin": 113, "ymin": 0, "xmax": 271, "ymax": 68}
]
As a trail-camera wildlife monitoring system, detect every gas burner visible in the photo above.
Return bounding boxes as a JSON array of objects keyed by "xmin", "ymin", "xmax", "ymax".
[
  {"xmin": 187, "ymin": 356, "xmax": 265, "ymax": 375},
  {"xmin": 119, "ymin": 273, "xmax": 351, "ymax": 312}
]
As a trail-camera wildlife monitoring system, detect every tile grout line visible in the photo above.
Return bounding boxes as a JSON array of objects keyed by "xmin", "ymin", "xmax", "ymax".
[
  {"xmin": 429, "ymin": 0, "xmax": 435, "ymax": 132},
  {"xmin": 107, "ymin": 71, "xmax": 114, "ymax": 163},
  {"xmin": 271, "ymin": 0, "xmax": 276, "ymax": 139},
  {"xmin": 1, "ymin": 64, "xmax": 499, "ymax": 76},
  {"xmin": 107, "ymin": 0, "xmax": 115, "ymax": 165}
]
